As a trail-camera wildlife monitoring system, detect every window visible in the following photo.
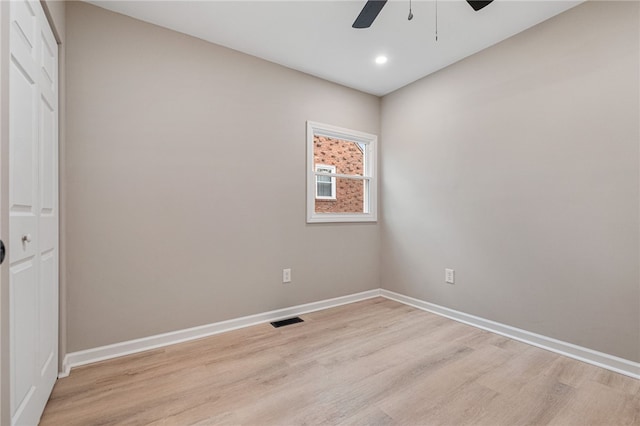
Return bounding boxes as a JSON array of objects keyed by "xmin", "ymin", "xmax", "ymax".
[
  {"xmin": 315, "ymin": 164, "xmax": 336, "ymax": 199},
  {"xmin": 307, "ymin": 121, "xmax": 377, "ymax": 223}
]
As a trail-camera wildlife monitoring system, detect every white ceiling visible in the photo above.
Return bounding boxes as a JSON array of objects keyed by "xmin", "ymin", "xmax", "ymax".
[{"xmin": 87, "ymin": 0, "xmax": 583, "ymax": 96}]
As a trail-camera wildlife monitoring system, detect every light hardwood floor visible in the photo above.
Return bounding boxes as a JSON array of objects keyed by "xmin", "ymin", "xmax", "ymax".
[{"xmin": 41, "ymin": 298, "xmax": 640, "ymax": 425}]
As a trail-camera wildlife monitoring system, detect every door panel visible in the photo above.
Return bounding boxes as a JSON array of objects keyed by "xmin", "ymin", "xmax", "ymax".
[
  {"xmin": 9, "ymin": 1, "xmax": 59, "ymax": 424},
  {"xmin": 39, "ymin": 31, "xmax": 56, "ymax": 95},
  {"xmin": 10, "ymin": 1, "xmax": 36, "ymax": 61},
  {"xmin": 37, "ymin": 13, "xmax": 59, "ymax": 406},
  {"xmin": 40, "ymin": 96, "xmax": 54, "ymax": 213},
  {"xmin": 9, "ymin": 261, "xmax": 36, "ymax": 418},
  {"xmin": 8, "ymin": 56, "xmax": 36, "ymax": 211},
  {"xmin": 39, "ymin": 95, "xmax": 55, "ymax": 250},
  {"xmin": 39, "ymin": 251, "xmax": 56, "ymax": 375},
  {"xmin": 8, "ymin": 57, "xmax": 37, "ymax": 265}
]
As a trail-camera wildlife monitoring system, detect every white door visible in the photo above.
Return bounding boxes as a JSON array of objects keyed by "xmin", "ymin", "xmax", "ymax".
[{"xmin": 9, "ymin": 1, "xmax": 58, "ymax": 424}]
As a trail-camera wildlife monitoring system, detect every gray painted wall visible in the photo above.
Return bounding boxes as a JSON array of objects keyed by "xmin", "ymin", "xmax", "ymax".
[
  {"xmin": 381, "ymin": 1, "xmax": 640, "ymax": 362},
  {"xmin": 65, "ymin": 2, "xmax": 380, "ymax": 352},
  {"xmin": 65, "ymin": 1, "xmax": 639, "ymax": 363}
]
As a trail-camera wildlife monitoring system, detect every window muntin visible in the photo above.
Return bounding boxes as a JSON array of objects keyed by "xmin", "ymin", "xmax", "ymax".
[{"xmin": 307, "ymin": 121, "xmax": 377, "ymax": 223}]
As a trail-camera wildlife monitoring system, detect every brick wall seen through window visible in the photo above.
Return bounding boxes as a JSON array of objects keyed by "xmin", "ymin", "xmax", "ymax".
[{"xmin": 313, "ymin": 136, "xmax": 364, "ymax": 213}]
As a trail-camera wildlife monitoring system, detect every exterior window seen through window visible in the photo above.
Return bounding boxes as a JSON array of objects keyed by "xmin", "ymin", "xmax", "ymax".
[{"xmin": 315, "ymin": 164, "xmax": 336, "ymax": 199}]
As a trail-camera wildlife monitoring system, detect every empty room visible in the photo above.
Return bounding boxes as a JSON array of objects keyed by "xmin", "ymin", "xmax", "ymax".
[{"xmin": 1, "ymin": 0, "xmax": 639, "ymax": 424}]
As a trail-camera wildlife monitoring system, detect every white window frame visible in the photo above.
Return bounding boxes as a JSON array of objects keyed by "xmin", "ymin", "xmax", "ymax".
[
  {"xmin": 307, "ymin": 121, "xmax": 378, "ymax": 223},
  {"xmin": 315, "ymin": 164, "xmax": 336, "ymax": 200}
]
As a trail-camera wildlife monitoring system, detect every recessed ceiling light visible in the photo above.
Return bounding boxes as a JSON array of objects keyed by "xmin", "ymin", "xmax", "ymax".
[{"xmin": 375, "ymin": 55, "xmax": 388, "ymax": 65}]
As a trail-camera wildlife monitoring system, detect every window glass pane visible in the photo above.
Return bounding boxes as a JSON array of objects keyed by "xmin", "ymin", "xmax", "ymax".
[
  {"xmin": 315, "ymin": 178, "xmax": 367, "ymax": 214},
  {"xmin": 317, "ymin": 182, "xmax": 332, "ymax": 197},
  {"xmin": 314, "ymin": 136, "xmax": 364, "ymax": 176},
  {"xmin": 307, "ymin": 121, "xmax": 377, "ymax": 223}
]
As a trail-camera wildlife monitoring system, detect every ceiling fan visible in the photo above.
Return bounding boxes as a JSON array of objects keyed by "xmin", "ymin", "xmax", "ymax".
[{"xmin": 353, "ymin": 0, "xmax": 494, "ymax": 29}]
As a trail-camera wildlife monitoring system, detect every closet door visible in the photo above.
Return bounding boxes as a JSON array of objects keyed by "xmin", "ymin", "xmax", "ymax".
[{"xmin": 9, "ymin": 1, "xmax": 58, "ymax": 424}]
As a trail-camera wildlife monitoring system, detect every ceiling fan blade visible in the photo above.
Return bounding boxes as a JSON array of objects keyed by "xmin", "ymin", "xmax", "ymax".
[
  {"xmin": 467, "ymin": 1, "xmax": 493, "ymax": 11},
  {"xmin": 352, "ymin": 0, "xmax": 388, "ymax": 29}
]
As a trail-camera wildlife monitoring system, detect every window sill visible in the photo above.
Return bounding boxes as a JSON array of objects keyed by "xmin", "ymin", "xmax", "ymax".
[{"xmin": 306, "ymin": 212, "xmax": 377, "ymax": 223}]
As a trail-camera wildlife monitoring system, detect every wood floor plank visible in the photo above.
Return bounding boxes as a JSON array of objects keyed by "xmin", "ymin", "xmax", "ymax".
[
  {"xmin": 41, "ymin": 298, "xmax": 640, "ymax": 425},
  {"xmin": 548, "ymin": 381, "xmax": 639, "ymax": 426},
  {"xmin": 592, "ymin": 368, "xmax": 640, "ymax": 396},
  {"xmin": 476, "ymin": 344, "xmax": 559, "ymax": 395},
  {"xmin": 474, "ymin": 370, "xmax": 575, "ymax": 426}
]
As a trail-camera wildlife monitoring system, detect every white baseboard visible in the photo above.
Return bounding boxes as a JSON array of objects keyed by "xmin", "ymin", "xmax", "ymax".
[
  {"xmin": 380, "ymin": 289, "xmax": 640, "ymax": 380},
  {"xmin": 59, "ymin": 289, "xmax": 381, "ymax": 378},
  {"xmin": 60, "ymin": 288, "xmax": 640, "ymax": 381}
]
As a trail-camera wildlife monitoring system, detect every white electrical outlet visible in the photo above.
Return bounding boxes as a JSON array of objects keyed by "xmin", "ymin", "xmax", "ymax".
[
  {"xmin": 282, "ymin": 268, "xmax": 291, "ymax": 283},
  {"xmin": 445, "ymin": 268, "xmax": 455, "ymax": 284}
]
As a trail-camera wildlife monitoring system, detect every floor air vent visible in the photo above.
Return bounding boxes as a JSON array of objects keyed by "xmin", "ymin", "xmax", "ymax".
[{"xmin": 270, "ymin": 317, "xmax": 304, "ymax": 328}]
